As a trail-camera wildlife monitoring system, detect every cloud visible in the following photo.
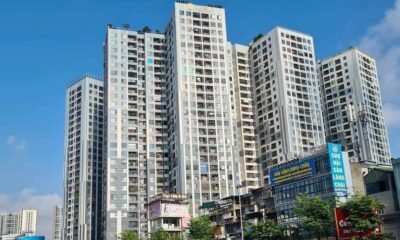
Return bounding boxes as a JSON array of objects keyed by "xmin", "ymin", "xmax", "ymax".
[
  {"xmin": 359, "ymin": 0, "xmax": 400, "ymax": 128},
  {"xmin": 5, "ymin": 135, "xmax": 27, "ymax": 151},
  {"xmin": 0, "ymin": 189, "xmax": 62, "ymax": 239}
]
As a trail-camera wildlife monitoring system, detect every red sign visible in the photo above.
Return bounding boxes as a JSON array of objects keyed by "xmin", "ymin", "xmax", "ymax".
[{"xmin": 334, "ymin": 208, "xmax": 380, "ymax": 239}]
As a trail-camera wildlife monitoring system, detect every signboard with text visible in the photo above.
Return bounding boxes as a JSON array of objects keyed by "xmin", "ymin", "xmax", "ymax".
[
  {"xmin": 328, "ymin": 143, "xmax": 347, "ymax": 196},
  {"xmin": 270, "ymin": 158, "xmax": 316, "ymax": 186},
  {"xmin": 334, "ymin": 208, "xmax": 379, "ymax": 239}
]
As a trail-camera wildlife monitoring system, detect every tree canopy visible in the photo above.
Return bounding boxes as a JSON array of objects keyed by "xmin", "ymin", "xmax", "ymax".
[
  {"xmin": 245, "ymin": 219, "xmax": 288, "ymax": 240},
  {"xmin": 340, "ymin": 194, "xmax": 392, "ymax": 240},
  {"xmin": 117, "ymin": 230, "xmax": 139, "ymax": 240},
  {"xmin": 188, "ymin": 216, "xmax": 214, "ymax": 240},
  {"xmin": 293, "ymin": 193, "xmax": 335, "ymax": 240}
]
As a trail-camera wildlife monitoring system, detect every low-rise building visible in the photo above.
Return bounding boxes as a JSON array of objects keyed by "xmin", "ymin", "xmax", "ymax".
[
  {"xmin": 270, "ymin": 143, "xmax": 353, "ymax": 225},
  {"xmin": 200, "ymin": 187, "xmax": 275, "ymax": 240},
  {"xmin": 364, "ymin": 166, "xmax": 400, "ymax": 239},
  {"xmin": 148, "ymin": 193, "xmax": 190, "ymax": 239}
]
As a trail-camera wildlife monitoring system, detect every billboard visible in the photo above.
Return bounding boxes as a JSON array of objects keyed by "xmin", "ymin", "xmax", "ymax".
[
  {"xmin": 162, "ymin": 202, "xmax": 189, "ymax": 217},
  {"xmin": 270, "ymin": 158, "xmax": 316, "ymax": 186},
  {"xmin": 334, "ymin": 208, "xmax": 379, "ymax": 239},
  {"xmin": 148, "ymin": 201, "xmax": 161, "ymax": 219},
  {"xmin": 328, "ymin": 143, "xmax": 347, "ymax": 196}
]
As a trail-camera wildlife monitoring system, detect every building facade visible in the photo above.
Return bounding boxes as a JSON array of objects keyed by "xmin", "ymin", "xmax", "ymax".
[
  {"xmin": 249, "ymin": 27, "xmax": 325, "ymax": 184},
  {"xmin": 104, "ymin": 26, "xmax": 168, "ymax": 239},
  {"xmin": 63, "ymin": 75, "xmax": 104, "ymax": 240},
  {"xmin": 364, "ymin": 167, "xmax": 400, "ymax": 239},
  {"xmin": 165, "ymin": 2, "xmax": 238, "ymax": 215},
  {"xmin": 228, "ymin": 43, "xmax": 259, "ymax": 193},
  {"xmin": 0, "ymin": 210, "xmax": 37, "ymax": 236},
  {"xmin": 270, "ymin": 143, "xmax": 352, "ymax": 225},
  {"xmin": 148, "ymin": 193, "xmax": 190, "ymax": 239},
  {"xmin": 52, "ymin": 206, "xmax": 62, "ymax": 240},
  {"xmin": 319, "ymin": 47, "xmax": 391, "ymax": 166}
]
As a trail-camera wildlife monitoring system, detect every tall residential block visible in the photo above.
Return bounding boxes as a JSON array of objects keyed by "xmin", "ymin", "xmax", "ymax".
[
  {"xmin": 104, "ymin": 26, "xmax": 168, "ymax": 239},
  {"xmin": 0, "ymin": 210, "xmax": 37, "ymax": 236},
  {"xmin": 319, "ymin": 47, "xmax": 391, "ymax": 166},
  {"xmin": 63, "ymin": 75, "xmax": 104, "ymax": 240},
  {"xmin": 249, "ymin": 27, "xmax": 325, "ymax": 183},
  {"xmin": 165, "ymin": 2, "xmax": 239, "ymax": 214},
  {"xmin": 228, "ymin": 43, "xmax": 259, "ymax": 192},
  {"xmin": 52, "ymin": 206, "xmax": 62, "ymax": 240}
]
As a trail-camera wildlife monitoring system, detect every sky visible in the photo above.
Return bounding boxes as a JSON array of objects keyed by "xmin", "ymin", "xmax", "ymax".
[{"xmin": 1, "ymin": 0, "xmax": 400, "ymax": 238}]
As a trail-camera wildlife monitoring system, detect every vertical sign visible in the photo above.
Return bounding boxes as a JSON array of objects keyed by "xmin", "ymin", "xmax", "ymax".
[{"xmin": 328, "ymin": 143, "xmax": 347, "ymax": 196}]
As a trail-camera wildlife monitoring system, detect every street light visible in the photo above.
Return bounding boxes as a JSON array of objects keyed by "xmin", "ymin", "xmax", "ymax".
[{"xmin": 236, "ymin": 184, "xmax": 244, "ymax": 240}]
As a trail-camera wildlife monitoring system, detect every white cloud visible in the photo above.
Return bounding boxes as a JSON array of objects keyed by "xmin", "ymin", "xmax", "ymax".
[
  {"xmin": 5, "ymin": 135, "xmax": 27, "ymax": 151},
  {"xmin": 0, "ymin": 189, "xmax": 62, "ymax": 239},
  {"xmin": 359, "ymin": 0, "xmax": 400, "ymax": 129}
]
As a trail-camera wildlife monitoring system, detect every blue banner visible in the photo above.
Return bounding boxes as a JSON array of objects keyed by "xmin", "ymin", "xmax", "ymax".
[
  {"xmin": 270, "ymin": 159, "xmax": 316, "ymax": 186},
  {"xmin": 328, "ymin": 143, "xmax": 347, "ymax": 196}
]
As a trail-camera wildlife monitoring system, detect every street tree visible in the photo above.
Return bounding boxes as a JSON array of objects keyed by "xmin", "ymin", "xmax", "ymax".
[
  {"xmin": 244, "ymin": 219, "xmax": 288, "ymax": 240},
  {"xmin": 151, "ymin": 228, "xmax": 182, "ymax": 240},
  {"xmin": 340, "ymin": 194, "xmax": 392, "ymax": 240},
  {"xmin": 188, "ymin": 216, "xmax": 214, "ymax": 240},
  {"xmin": 117, "ymin": 230, "xmax": 139, "ymax": 240},
  {"xmin": 293, "ymin": 193, "xmax": 335, "ymax": 240}
]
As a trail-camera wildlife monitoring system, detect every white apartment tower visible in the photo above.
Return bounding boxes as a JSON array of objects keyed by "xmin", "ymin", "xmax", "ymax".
[
  {"xmin": 249, "ymin": 27, "xmax": 325, "ymax": 183},
  {"xmin": 52, "ymin": 206, "xmax": 62, "ymax": 240},
  {"xmin": 319, "ymin": 47, "xmax": 391, "ymax": 166},
  {"xmin": 228, "ymin": 43, "xmax": 259, "ymax": 192},
  {"xmin": 165, "ymin": 2, "xmax": 238, "ymax": 214},
  {"xmin": 0, "ymin": 210, "xmax": 37, "ymax": 235},
  {"xmin": 104, "ymin": 26, "xmax": 168, "ymax": 239},
  {"xmin": 63, "ymin": 75, "xmax": 104, "ymax": 240}
]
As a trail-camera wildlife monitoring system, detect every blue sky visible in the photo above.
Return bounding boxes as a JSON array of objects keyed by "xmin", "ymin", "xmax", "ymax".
[{"xmin": 1, "ymin": 0, "xmax": 400, "ymax": 237}]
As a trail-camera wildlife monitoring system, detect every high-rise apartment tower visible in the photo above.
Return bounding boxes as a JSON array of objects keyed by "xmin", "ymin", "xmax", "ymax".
[
  {"xmin": 319, "ymin": 47, "xmax": 391, "ymax": 166},
  {"xmin": 63, "ymin": 75, "xmax": 104, "ymax": 240},
  {"xmin": 249, "ymin": 27, "xmax": 326, "ymax": 183},
  {"xmin": 165, "ymin": 2, "xmax": 239, "ymax": 214},
  {"xmin": 103, "ymin": 26, "xmax": 168, "ymax": 239}
]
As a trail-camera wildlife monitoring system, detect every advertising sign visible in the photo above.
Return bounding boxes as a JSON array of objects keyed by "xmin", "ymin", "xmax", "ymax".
[
  {"xmin": 334, "ymin": 208, "xmax": 379, "ymax": 239},
  {"xmin": 328, "ymin": 143, "xmax": 347, "ymax": 195},
  {"xmin": 269, "ymin": 158, "xmax": 316, "ymax": 186},
  {"xmin": 161, "ymin": 203, "xmax": 189, "ymax": 217},
  {"xmin": 149, "ymin": 201, "xmax": 161, "ymax": 219}
]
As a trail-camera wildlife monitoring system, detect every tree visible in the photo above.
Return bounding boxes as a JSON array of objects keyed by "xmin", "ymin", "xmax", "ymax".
[
  {"xmin": 117, "ymin": 230, "xmax": 139, "ymax": 240},
  {"xmin": 293, "ymin": 193, "xmax": 335, "ymax": 240},
  {"xmin": 188, "ymin": 216, "xmax": 214, "ymax": 240},
  {"xmin": 151, "ymin": 228, "xmax": 182, "ymax": 240},
  {"xmin": 340, "ymin": 194, "xmax": 392, "ymax": 240},
  {"xmin": 244, "ymin": 220, "xmax": 288, "ymax": 240}
]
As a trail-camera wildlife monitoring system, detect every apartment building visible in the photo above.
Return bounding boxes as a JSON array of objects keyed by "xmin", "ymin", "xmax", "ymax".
[
  {"xmin": 103, "ymin": 26, "xmax": 168, "ymax": 239},
  {"xmin": 319, "ymin": 47, "xmax": 391, "ymax": 166},
  {"xmin": 0, "ymin": 210, "xmax": 37, "ymax": 236},
  {"xmin": 165, "ymin": 2, "xmax": 239, "ymax": 215},
  {"xmin": 249, "ymin": 27, "xmax": 325, "ymax": 184},
  {"xmin": 228, "ymin": 43, "xmax": 259, "ymax": 192},
  {"xmin": 63, "ymin": 75, "xmax": 104, "ymax": 240},
  {"xmin": 52, "ymin": 206, "xmax": 62, "ymax": 240}
]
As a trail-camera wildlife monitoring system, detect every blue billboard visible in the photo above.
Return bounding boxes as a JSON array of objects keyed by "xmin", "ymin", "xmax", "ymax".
[
  {"xmin": 17, "ymin": 237, "xmax": 45, "ymax": 240},
  {"xmin": 328, "ymin": 143, "xmax": 347, "ymax": 196},
  {"xmin": 270, "ymin": 158, "xmax": 316, "ymax": 186}
]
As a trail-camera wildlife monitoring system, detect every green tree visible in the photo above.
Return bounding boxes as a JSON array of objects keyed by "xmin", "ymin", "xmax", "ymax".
[
  {"xmin": 188, "ymin": 216, "xmax": 214, "ymax": 240},
  {"xmin": 340, "ymin": 194, "xmax": 392, "ymax": 240},
  {"xmin": 293, "ymin": 193, "xmax": 334, "ymax": 240},
  {"xmin": 151, "ymin": 228, "xmax": 182, "ymax": 240},
  {"xmin": 117, "ymin": 230, "xmax": 139, "ymax": 240},
  {"xmin": 244, "ymin": 220, "xmax": 288, "ymax": 240}
]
